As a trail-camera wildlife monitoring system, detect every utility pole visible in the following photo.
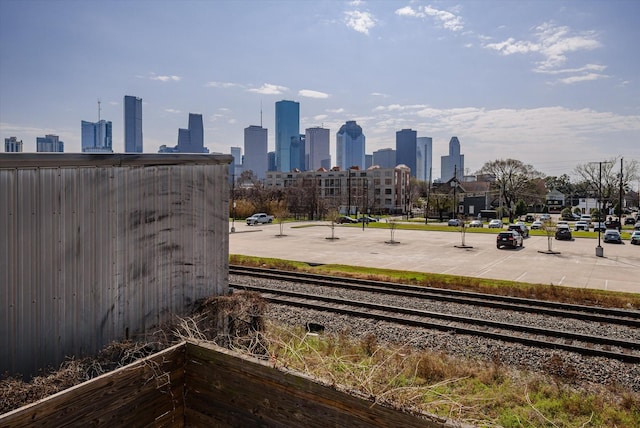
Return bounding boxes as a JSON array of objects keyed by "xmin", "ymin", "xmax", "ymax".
[
  {"xmin": 619, "ymin": 157, "xmax": 624, "ymax": 230},
  {"xmin": 425, "ymin": 167, "xmax": 432, "ymax": 224}
]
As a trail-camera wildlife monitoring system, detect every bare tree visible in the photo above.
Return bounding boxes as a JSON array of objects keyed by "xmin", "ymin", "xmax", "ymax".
[
  {"xmin": 539, "ymin": 218, "xmax": 560, "ymax": 254},
  {"xmin": 476, "ymin": 159, "xmax": 543, "ymax": 223},
  {"xmin": 386, "ymin": 217, "xmax": 399, "ymax": 244},
  {"xmin": 272, "ymin": 201, "xmax": 289, "ymax": 237},
  {"xmin": 326, "ymin": 209, "xmax": 341, "ymax": 240}
]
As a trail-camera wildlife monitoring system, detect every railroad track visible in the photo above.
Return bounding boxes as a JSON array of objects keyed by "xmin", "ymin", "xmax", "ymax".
[{"xmin": 230, "ymin": 265, "xmax": 640, "ymax": 363}]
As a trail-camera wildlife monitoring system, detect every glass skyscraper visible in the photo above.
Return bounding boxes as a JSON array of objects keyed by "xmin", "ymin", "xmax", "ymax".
[
  {"xmin": 336, "ymin": 120, "xmax": 365, "ymax": 170},
  {"xmin": 124, "ymin": 95, "xmax": 143, "ymax": 153},
  {"xmin": 5, "ymin": 137, "xmax": 23, "ymax": 152},
  {"xmin": 306, "ymin": 127, "xmax": 330, "ymax": 171},
  {"xmin": 81, "ymin": 121, "xmax": 112, "ymax": 153},
  {"xmin": 440, "ymin": 136, "xmax": 464, "ymax": 181},
  {"xmin": 395, "ymin": 129, "xmax": 417, "ymax": 177},
  {"xmin": 244, "ymin": 125, "xmax": 268, "ymax": 180},
  {"xmin": 275, "ymin": 100, "xmax": 300, "ymax": 172},
  {"xmin": 416, "ymin": 136, "xmax": 433, "ymax": 182},
  {"xmin": 158, "ymin": 113, "xmax": 208, "ymax": 153}
]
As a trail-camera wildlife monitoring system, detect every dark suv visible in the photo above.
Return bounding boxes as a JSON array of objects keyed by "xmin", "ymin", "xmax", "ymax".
[{"xmin": 497, "ymin": 231, "xmax": 523, "ymax": 249}]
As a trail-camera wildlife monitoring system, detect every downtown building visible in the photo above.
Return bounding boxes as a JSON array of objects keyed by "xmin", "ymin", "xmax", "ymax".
[
  {"xmin": 124, "ymin": 95, "xmax": 143, "ymax": 153},
  {"xmin": 336, "ymin": 120, "xmax": 365, "ymax": 170},
  {"xmin": 395, "ymin": 129, "xmax": 417, "ymax": 177},
  {"xmin": 82, "ymin": 120, "xmax": 113, "ymax": 153},
  {"xmin": 440, "ymin": 136, "xmax": 464, "ymax": 181},
  {"xmin": 243, "ymin": 125, "xmax": 268, "ymax": 180},
  {"xmin": 275, "ymin": 100, "xmax": 300, "ymax": 172},
  {"xmin": 4, "ymin": 137, "xmax": 23, "ymax": 152},
  {"xmin": 416, "ymin": 136, "xmax": 433, "ymax": 182},
  {"xmin": 265, "ymin": 164, "xmax": 411, "ymax": 216},
  {"xmin": 305, "ymin": 126, "xmax": 331, "ymax": 171},
  {"xmin": 36, "ymin": 134, "xmax": 64, "ymax": 153},
  {"xmin": 372, "ymin": 148, "xmax": 396, "ymax": 169},
  {"xmin": 158, "ymin": 113, "xmax": 208, "ymax": 153}
]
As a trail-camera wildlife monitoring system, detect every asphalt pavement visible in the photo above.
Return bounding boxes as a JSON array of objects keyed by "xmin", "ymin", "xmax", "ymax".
[{"xmin": 229, "ymin": 221, "xmax": 640, "ymax": 294}]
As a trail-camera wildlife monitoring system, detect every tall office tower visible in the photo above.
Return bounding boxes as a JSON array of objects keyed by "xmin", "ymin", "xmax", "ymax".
[
  {"xmin": 336, "ymin": 120, "xmax": 365, "ymax": 170},
  {"xmin": 124, "ymin": 95, "xmax": 143, "ymax": 153},
  {"xmin": 306, "ymin": 127, "xmax": 331, "ymax": 170},
  {"xmin": 173, "ymin": 113, "xmax": 208, "ymax": 153},
  {"xmin": 395, "ymin": 129, "xmax": 417, "ymax": 177},
  {"xmin": 81, "ymin": 120, "xmax": 113, "ymax": 153},
  {"xmin": 36, "ymin": 134, "xmax": 64, "ymax": 152},
  {"xmin": 416, "ymin": 136, "xmax": 433, "ymax": 182},
  {"xmin": 4, "ymin": 136, "xmax": 23, "ymax": 152},
  {"xmin": 275, "ymin": 100, "xmax": 300, "ymax": 172},
  {"xmin": 373, "ymin": 148, "xmax": 396, "ymax": 168},
  {"xmin": 244, "ymin": 125, "xmax": 268, "ymax": 180},
  {"xmin": 230, "ymin": 146, "xmax": 243, "ymax": 177},
  {"xmin": 267, "ymin": 151, "xmax": 276, "ymax": 172},
  {"xmin": 365, "ymin": 154, "xmax": 373, "ymax": 169},
  {"xmin": 440, "ymin": 136, "xmax": 464, "ymax": 181},
  {"xmin": 289, "ymin": 134, "xmax": 305, "ymax": 171}
]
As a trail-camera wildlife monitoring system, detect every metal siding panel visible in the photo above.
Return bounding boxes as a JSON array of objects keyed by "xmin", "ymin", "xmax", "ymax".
[{"xmin": 1, "ymin": 156, "xmax": 231, "ymax": 376}]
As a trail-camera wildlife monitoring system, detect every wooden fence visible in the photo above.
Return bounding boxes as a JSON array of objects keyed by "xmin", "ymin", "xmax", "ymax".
[{"xmin": 1, "ymin": 341, "xmax": 451, "ymax": 427}]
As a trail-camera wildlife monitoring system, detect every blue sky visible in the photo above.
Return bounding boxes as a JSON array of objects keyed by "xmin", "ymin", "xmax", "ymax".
[{"xmin": 1, "ymin": 0, "xmax": 639, "ymax": 180}]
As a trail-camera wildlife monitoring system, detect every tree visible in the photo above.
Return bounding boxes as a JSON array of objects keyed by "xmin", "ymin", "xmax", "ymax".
[
  {"xmin": 272, "ymin": 201, "xmax": 289, "ymax": 237},
  {"xmin": 326, "ymin": 209, "xmax": 340, "ymax": 240},
  {"xmin": 386, "ymin": 217, "xmax": 399, "ymax": 244},
  {"xmin": 539, "ymin": 218, "xmax": 560, "ymax": 254},
  {"xmin": 476, "ymin": 159, "xmax": 543, "ymax": 223},
  {"xmin": 574, "ymin": 157, "xmax": 639, "ymax": 217}
]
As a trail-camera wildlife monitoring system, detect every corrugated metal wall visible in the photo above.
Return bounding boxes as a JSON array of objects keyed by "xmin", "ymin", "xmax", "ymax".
[{"xmin": 0, "ymin": 154, "xmax": 232, "ymax": 377}]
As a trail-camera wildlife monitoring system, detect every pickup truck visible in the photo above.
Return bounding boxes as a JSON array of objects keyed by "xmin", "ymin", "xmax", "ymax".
[{"xmin": 246, "ymin": 213, "xmax": 274, "ymax": 225}]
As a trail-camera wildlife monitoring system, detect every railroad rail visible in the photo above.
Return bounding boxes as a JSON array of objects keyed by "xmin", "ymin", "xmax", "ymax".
[{"xmin": 230, "ymin": 265, "xmax": 640, "ymax": 363}]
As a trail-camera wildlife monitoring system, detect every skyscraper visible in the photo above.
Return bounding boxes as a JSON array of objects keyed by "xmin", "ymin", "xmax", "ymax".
[
  {"xmin": 416, "ymin": 136, "xmax": 433, "ymax": 182},
  {"xmin": 336, "ymin": 120, "xmax": 365, "ymax": 170},
  {"xmin": 244, "ymin": 125, "xmax": 268, "ymax": 180},
  {"xmin": 306, "ymin": 127, "xmax": 330, "ymax": 170},
  {"xmin": 81, "ymin": 120, "xmax": 113, "ymax": 153},
  {"xmin": 395, "ymin": 129, "xmax": 417, "ymax": 177},
  {"xmin": 159, "ymin": 113, "xmax": 209, "ymax": 153},
  {"xmin": 373, "ymin": 148, "xmax": 396, "ymax": 168},
  {"xmin": 4, "ymin": 137, "xmax": 23, "ymax": 152},
  {"xmin": 36, "ymin": 134, "xmax": 64, "ymax": 152},
  {"xmin": 230, "ymin": 146, "xmax": 243, "ymax": 178},
  {"xmin": 275, "ymin": 100, "xmax": 300, "ymax": 172},
  {"xmin": 440, "ymin": 136, "xmax": 464, "ymax": 181},
  {"xmin": 124, "ymin": 95, "xmax": 143, "ymax": 153}
]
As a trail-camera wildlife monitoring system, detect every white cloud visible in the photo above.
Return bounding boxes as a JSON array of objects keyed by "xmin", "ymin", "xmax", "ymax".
[
  {"xmin": 299, "ymin": 89, "xmax": 330, "ymax": 99},
  {"xmin": 558, "ymin": 73, "xmax": 608, "ymax": 85},
  {"xmin": 327, "ymin": 108, "xmax": 345, "ymax": 113},
  {"xmin": 344, "ymin": 10, "xmax": 376, "ymax": 35},
  {"xmin": 483, "ymin": 22, "xmax": 602, "ymax": 81},
  {"xmin": 395, "ymin": 5, "xmax": 463, "ymax": 32},
  {"xmin": 371, "ymin": 92, "xmax": 389, "ymax": 97},
  {"xmin": 247, "ymin": 83, "xmax": 289, "ymax": 95},
  {"xmin": 150, "ymin": 74, "xmax": 181, "ymax": 82},
  {"xmin": 314, "ymin": 114, "xmax": 329, "ymax": 121},
  {"xmin": 205, "ymin": 81, "xmax": 241, "ymax": 88},
  {"xmin": 164, "ymin": 108, "xmax": 181, "ymax": 114}
]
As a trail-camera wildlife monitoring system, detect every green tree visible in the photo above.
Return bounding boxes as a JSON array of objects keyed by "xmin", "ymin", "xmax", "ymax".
[{"xmin": 515, "ymin": 200, "xmax": 527, "ymax": 217}]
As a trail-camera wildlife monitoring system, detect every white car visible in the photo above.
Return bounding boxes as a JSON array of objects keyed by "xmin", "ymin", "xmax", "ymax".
[
  {"xmin": 488, "ymin": 219, "xmax": 503, "ymax": 229},
  {"xmin": 531, "ymin": 220, "xmax": 543, "ymax": 230},
  {"xmin": 574, "ymin": 221, "xmax": 589, "ymax": 231},
  {"xmin": 540, "ymin": 214, "xmax": 551, "ymax": 221}
]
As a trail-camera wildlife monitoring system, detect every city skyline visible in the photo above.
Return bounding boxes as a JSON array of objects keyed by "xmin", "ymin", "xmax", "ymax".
[{"xmin": 1, "ymin": 0, "xmax": 639, "ymax": 180}]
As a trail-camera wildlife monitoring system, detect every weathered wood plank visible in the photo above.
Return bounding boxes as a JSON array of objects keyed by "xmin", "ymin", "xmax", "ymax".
[
  {"xmin": 184, "ymin": 342, "xmax": 443, "ymax": 428},
  {"xmin": 0, "ymin": 343, "xmax": 185, "ymax": 427}
]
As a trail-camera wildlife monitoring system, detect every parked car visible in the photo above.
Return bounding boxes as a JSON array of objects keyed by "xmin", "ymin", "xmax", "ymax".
[
  {"xmin": 448, "ymin": 219, "xmax": 462, "ymax": 226},
  {"xmin": 593, "ymin": 222, "xmax": 606, "ymax": 232},
  {"xmin": 574, "ymin": 221, "xmax": 589, "ymax": 231},
  {"xmin": 496, "ymin": 231, "xmax": 523, "ymax": 249},
  {"xmin": 624, "ymin": 217, "xmax": 637, "ymax": 225},
  {"xmin": 337, "ymin": 215, "xmax": 358, "ymax": 224},
  {"xmin": 540, "ymin": 214, "xmax": 551, "ymax": 221},
  {"xmin": 603, "ymin": 229, "xmax": 622, "ymax": 244},
  {"xmin": 580, "ymin": 214, "xmax": 592, "ymax": 224},
  {"xmin": 246, "ymin": 213, "xmax": 274, "ymax": 225},
  {"xmin": 555, "ymin": 224, "xmax": 572, "ymax": 240},
  {"xmin": 469, "ymin": 220, "xmax": 483, "ymax": 228},
  {"xmin": 357, "ymin": 216, "xmax": 378, "ymax": 223},
  {"xmin": 488, "ymin": 219, "xmax": 503, "ymax": 229},
  {"xmin": 605, "ymin": 218, "xmax": 621, "ymax": 230},
  {"xmin": 635, "ymin": 222, "xmax": 640, "ymax": 231},
  {"xmin": 530, "ymin": 220, "xmax": 543, "ymax": 230},
  {"xmin": 508, "ymin": 223, "xmax": 529, "ymax": 238},
  {"xmin": 631, "ymin": 231, "xmax": 640, "ymax": 245},
  {"xmin": 524, "ymin": 214, "xmax": 535, "ymax": 223}
]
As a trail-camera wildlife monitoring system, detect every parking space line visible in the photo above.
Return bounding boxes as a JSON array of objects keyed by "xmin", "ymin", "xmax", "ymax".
[
  {"xmin": 515, "ymin": 272, "xmax": 527, "ymax": 282},
  {"xmin": 558, "ymin": 275, "xmax": 566, "ymax": 285}
]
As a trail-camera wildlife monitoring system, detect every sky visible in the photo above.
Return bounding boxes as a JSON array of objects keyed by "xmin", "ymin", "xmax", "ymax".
[{"xmin": 1, "ymin": 0, "xmax": 639, "ymax": 181}]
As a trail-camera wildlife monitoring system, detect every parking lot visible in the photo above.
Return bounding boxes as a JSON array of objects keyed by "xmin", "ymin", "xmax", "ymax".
[{"xmin": 229, "ymin": 221, "xmax": 640, "ymax": 294}]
